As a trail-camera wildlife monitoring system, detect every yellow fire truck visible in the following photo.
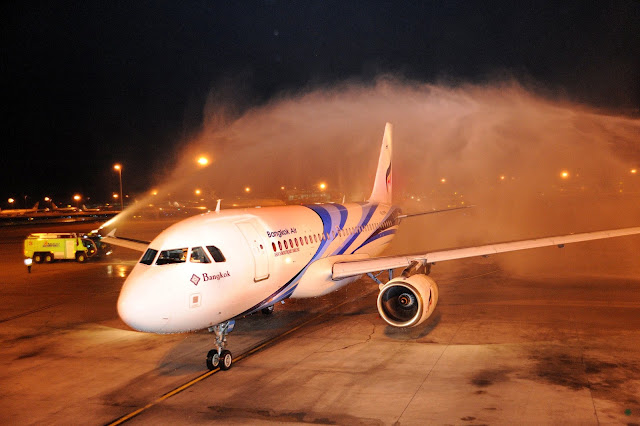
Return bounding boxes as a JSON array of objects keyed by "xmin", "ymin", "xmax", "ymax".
[{"xmin": 23, "ymin": 233, "xmax": 104, "ymax": 263}]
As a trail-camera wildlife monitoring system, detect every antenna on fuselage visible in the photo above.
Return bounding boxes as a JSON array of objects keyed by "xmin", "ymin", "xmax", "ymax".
[{"xmin": 215, "ymin": 199, "xmax": 222, "ymax": 213}]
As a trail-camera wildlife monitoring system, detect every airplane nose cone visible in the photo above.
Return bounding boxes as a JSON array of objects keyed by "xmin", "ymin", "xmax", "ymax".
[{"xmin": 117, "ymin": 272, "xmax": 171, "ymax": 332}]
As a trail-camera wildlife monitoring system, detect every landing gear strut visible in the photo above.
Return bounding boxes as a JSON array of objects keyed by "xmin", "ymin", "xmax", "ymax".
[{"xmin": 206, "ymin": 320, "xmax": 235, "ymax": 371}]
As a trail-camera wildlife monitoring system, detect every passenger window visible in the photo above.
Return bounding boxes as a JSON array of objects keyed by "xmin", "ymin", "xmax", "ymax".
[
  {"xmin": 157, "ymin": 248, "xmax": 188, "ymax": 265},
  {"xmin": 140, "ymin": 248, "xmax": 158, "ymax": 265},
  {"xmin": 206, "ymin": 245, "xmax": 226, "ymax": 262},
  {"xmin": 278, "ymin": 241, "xmax": 282, "ymax": 250},
  {"xmin": 272, "ymin": 242, "xmax": 276, "ymax": 252},
  {"xmin": 190, "ymin": 246, "xmax": 211, "ymax": 263},
  {"xmin": 304, "ymin": 236, "xmax": 308, "ymax": 244},
  {"xmin": 289, "ymin": 239, "xmax": 293, "ymax": 248},
  {"xmin": 315, "ymin": 234, "xmax": 319, "ymax": 243},
  {"xmin": 295, "ymin": 238, "xmax": 299, "ymax": 247},
  {"xmin": 284, "ymin": 240, "xmax": 288, "ymax": 249}
]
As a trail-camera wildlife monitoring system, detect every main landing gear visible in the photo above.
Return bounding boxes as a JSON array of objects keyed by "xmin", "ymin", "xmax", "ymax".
[{"xmin": 206, "ymin": 320, "xmax": 235, "ymax": 371}]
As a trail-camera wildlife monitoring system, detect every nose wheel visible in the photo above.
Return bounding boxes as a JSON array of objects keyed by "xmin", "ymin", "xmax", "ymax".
[{"xmin": 206, "ymin": 320, "xmax": 235, "ymax": 371}]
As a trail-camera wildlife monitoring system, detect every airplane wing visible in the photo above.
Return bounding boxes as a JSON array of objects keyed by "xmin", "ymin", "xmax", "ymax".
[
  {"xmin": 102, "ymin": 229, "xmax": 149, "ymax": 252},
  {"xmin": 332, "ymin": 226, "xmax": 640, "ymax": 280}
]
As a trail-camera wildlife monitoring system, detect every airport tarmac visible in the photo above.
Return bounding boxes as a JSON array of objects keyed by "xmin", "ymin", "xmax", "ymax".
[{"xmin": 0, "ymin": 219, "xmax": 639, "ymax": 425}]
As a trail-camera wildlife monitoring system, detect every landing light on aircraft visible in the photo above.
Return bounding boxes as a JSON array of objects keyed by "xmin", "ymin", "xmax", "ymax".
[{"xmin": 197, "ymin": 156, "xmax": 209, "ymax": 166}]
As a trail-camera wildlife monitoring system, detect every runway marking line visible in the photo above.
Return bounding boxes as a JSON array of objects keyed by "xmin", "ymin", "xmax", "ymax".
[
  {"xmin": 106, "ymin": 297, "xmax": 359, "ymax": 426},
  {"xmin": 0, "ymin": 302, "xmax": 65, "ymax": 323}
]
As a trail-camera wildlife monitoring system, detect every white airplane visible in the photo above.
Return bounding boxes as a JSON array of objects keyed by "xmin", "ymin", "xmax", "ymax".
[
  {"xmin": 104, "ymin": 123, "xmax": 640, "ymax": 371},
  {"xmin": 0, "ymin": 202, "xmax": 39, "ymax": 216},
  {"xmin": 82, "ymin": 204, "xmax": 102, "ymax": 212},
  {"xmin": 51, "ymin": 202, "xmax": 79, "ymax": 213}
]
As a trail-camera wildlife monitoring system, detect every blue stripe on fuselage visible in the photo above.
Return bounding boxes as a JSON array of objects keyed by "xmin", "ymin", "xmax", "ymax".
[{"xmin": 335, "ymin": 203, "xmax": 378, "ymax": 255}]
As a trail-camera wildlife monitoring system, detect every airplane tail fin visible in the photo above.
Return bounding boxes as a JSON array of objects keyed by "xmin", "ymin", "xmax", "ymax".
[{"xmin": 368, "ymin": 122, "xmax": 393, "ymax": 204}]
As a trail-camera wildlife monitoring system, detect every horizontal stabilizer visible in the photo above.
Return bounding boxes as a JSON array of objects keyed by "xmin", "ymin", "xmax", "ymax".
[{"xmin": 398, "ymin": 205, "xmax": 473, "ymax": 220}]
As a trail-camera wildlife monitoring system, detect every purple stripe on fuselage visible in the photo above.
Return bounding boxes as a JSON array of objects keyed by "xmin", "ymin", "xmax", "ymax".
[
  {"xmin": 335, "ymin": 203, "xmax": 378, "ymax": 255},
  {"xmin": 352, "ymin": 228, "xmax": 397, "ymax": 253}
]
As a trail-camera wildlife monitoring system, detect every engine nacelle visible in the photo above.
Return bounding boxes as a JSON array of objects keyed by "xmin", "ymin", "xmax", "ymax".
[{"xmin": 377, "ymin": 274, "xmax": 439, "ymax": 327}]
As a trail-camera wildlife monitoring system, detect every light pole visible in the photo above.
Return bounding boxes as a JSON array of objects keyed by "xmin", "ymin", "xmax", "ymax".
[{"xmin": 114, "ymin": 164, "xmax": 124, "ymax": 211}]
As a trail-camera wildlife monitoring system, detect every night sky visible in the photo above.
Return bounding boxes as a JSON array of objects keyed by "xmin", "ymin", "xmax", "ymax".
[{"xmin": 1, "ymin": 1, "xmax": 639, "ymax": 207}]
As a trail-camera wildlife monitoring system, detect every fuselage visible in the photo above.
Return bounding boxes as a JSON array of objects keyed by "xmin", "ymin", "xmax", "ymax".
[{"xmin": 117, "ymin": 201, "xmax": 401, "ymax": 333}]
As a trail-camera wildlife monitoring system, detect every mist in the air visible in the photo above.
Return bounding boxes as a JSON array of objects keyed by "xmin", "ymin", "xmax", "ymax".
[{"xmin": 112, "ymin": 77, "xmax": 640, "ymax": 277}]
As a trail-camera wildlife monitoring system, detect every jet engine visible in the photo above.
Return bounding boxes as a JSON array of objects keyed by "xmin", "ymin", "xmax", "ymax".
[{"xmin": 376, "ymin": 274, "xmax": 439, "ymax": 327}]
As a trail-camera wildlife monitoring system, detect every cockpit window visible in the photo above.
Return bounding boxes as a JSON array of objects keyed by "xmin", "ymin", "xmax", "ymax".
[
  {"xmin": 140, "ymin": 248, "xmax": 158, "ymax": 265},
  {"xmin": 206, "ymin": 245, "xmax": 226, "ymax": 262},
  {"xmin": 190, "ymin": 246, "xmax": 211, "ymax": 263},
  {"xmin": 156, "ymin": 248, "xmax": 188, "ymax": 265}
]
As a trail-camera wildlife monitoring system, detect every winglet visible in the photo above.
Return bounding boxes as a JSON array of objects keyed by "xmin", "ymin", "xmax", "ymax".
[
  {"xmin": 368, "ymin": 122, "xmax": 393, "ymax": 204},
  {"xmin": 106, "ymin": 228, "xmax": 117, "ymax": 237}
]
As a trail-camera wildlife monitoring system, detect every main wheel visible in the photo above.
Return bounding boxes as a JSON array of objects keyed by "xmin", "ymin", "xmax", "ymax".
[
  {"xmin": 206, "ymin": 349, "xmax": 220, "ymax": 370},
  {"xmin": 44, "ymin": 253, "xmax": 53, "ymax": 263},
  {"xmin": 261, "ymin": 305, "xmax": 274, "ymax": 315},
  {"xmin": 220, "ymin": 350, "xmax": 233, "ymax": 370},
  {"xmin": 33, "ymin": 253, "xmax": 43, "ymax": 264},
  {"xmin": 76, "ymin": 252, "xmax": 87, "ymax": 263}
]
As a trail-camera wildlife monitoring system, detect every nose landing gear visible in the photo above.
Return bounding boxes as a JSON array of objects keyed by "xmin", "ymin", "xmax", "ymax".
[{"xmin": 206, "ymin": 320, "xmax": 235, "ymax": 371}]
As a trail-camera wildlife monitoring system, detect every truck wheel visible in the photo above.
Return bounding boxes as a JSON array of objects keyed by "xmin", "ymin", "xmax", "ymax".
[
  {"xmin": 76, "ymin": 252, "xmax": 87, "ymax": 263},
  {"xmin": 44, "ymin": 253, "xmax": 53, "ymax": 263},
  {"xmin": 33, "ymin": 253, "xmax": 44, "ymax": 264}
]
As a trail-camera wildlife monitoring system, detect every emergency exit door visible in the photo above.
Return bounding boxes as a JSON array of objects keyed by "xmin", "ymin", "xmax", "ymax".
[{"xmin": 235, "ymin": 220, "xmax": 270, "ymax": 282}]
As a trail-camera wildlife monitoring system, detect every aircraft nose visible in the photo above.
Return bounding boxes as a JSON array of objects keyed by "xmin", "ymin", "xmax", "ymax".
[{"xmin": 117, "ymin": 273, "xmax": 171, "ymax": 332}]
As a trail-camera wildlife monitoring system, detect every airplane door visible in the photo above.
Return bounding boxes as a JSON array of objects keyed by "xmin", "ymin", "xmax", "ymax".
[{"xmin": 235, "ymin": 220, "xmax": 270, "ymax": 282}]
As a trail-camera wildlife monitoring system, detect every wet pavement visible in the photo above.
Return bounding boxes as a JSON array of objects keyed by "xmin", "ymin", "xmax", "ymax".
[{"xmin": 0, "ymin": 220, "xmax": 639, "ymax": 425}]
